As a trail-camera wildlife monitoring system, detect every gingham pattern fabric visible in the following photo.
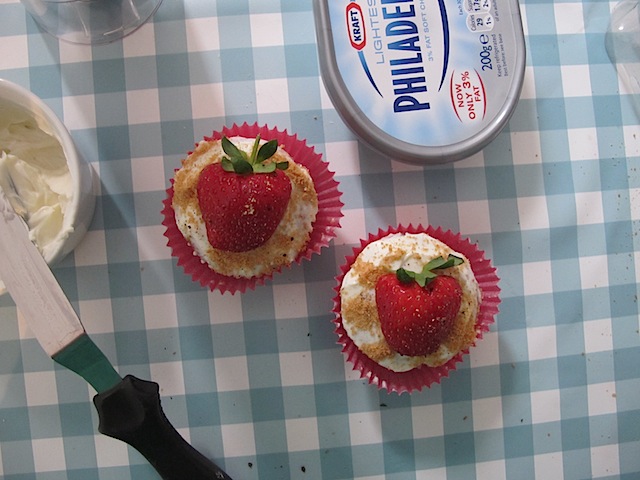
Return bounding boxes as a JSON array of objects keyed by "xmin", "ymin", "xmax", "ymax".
[{"xmin": 1, "ymin": 0, "xmax": 639, "ymax": 479}]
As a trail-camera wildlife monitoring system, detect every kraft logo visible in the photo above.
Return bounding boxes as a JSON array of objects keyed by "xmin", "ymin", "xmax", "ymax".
[{"xmin": 346, "ymin": 3, "xmax": 366, "ymax": 50}]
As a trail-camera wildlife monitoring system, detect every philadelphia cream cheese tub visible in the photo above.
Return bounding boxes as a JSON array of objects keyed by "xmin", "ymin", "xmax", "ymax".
[{"xmin": 313, "ymin": 0, "xmax": 526, "ymax": 165}]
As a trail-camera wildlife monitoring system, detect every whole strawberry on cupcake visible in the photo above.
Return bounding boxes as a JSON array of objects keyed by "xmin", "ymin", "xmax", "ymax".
[
  {"xmin": 162, "ymin": 123, "xmax": 342, "ymax": 294},
  {"xmin": 334, "ymin": 225, "xmax": 500, "ymax": 393}
]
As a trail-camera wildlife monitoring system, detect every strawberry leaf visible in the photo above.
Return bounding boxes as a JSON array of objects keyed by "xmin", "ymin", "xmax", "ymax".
[
  {"xmin": 222, "ymin": 136, "xmax": 247, "ymax": 163},
  {"xmin": 440, "ymin": 255, "xmax": 464, "ymax": 269},
  {"xmin": 221, "ymin": 158, "xmax": 235, "ymax": 172},
  {"xmin": 422, "ymin": 256, "xmax": 448, "ymax": 271},
  {"xmin": 220, "ymin": 136, "xmax": 285, "ymax": 174},
  {"xmin": 395, "ymin": 255, "xmax": 464, "ymax": 287},
  {"xmin": 225, "ymin": 157, "xmax": 252, "ymax": 174},
  {"xmin": 396, "ymin": 268, "xmax": 414, "ymax": 284},
  {"xmin": 256, "ymin": 139, "xmax": 278, "ymax": 163},
  {"xmin": 249, "ymin": 136, "xmax": 261, "ymax": 164},
  {"xmin": 414, "ymin": 270, "xmax": 437, "ymax": 288},
  {"xmin": 253, "ymin": 162, "xmax": 277, "ymax": 173}
]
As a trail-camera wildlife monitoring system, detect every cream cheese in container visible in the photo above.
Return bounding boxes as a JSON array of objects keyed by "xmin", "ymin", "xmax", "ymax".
[
  {"xmin": 0, "ymin": 79, "xmax": 96, "ymax": 296},
  {"xmin": 313, "ymin": 0, "xmax": 526, "ymax": 164}
]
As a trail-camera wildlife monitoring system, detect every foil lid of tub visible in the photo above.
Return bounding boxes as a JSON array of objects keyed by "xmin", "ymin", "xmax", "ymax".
[{"xmin": 313, "ymin": 0, "xmax": 526, "ymax": 165}]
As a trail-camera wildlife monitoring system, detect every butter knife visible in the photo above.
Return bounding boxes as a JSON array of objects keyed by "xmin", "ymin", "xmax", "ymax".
[{"xmin": 0, "ymin": 187, "xmax": 232, "ymax": 480}]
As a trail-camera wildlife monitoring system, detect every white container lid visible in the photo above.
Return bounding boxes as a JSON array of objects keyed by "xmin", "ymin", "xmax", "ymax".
[{"xmin": 313, "ymin": 0, "xmax": 526, "ymax": 165}]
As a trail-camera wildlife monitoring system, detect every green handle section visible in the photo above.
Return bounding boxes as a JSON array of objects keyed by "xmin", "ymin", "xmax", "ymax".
[
  {"xmin": 94, "ymin": 375, "xmax": 233, "ymax": 480},
  {"xmin": 52, "ymin": 333, "xmax": 122, "ymax": 393}
]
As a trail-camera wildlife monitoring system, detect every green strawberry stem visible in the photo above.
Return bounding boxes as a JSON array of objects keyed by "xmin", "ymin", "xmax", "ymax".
[
  {"xmin": 221, "ymin": 135, "xmax": 288, "ymax": 174},
  {"xmin": 396, "ymin": 254, "xmax": 464, "ymax": 287}
]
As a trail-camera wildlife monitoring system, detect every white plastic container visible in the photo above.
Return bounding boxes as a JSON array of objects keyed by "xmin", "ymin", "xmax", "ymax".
[{"xmin": 314, "ymin": 0, "xmax": 526, "ymax": 164}]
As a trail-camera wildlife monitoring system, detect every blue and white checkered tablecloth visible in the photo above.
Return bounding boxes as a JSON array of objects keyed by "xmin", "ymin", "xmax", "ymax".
[{"xmin": 1, "ymin": 0, "xmax": 639, "ymax": 478}]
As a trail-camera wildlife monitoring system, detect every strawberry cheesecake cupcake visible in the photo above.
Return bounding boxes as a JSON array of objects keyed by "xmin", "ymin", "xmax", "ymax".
[
  {"xmin": 162, "ymin": 123, "xmax": 342, "ymax": 294},
  {"xmin": 334, "ymin": 225, "xmax": 500, "ymax": 393}
]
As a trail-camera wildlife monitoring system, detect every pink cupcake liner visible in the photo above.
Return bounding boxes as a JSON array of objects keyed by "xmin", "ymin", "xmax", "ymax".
[
  {"xmin": 332, "ymin": 224, "xmax": 501, "ymax": 394},
  {"xmin": 162, "ymin": 122, "xmax": 343, "ymax": 294}
]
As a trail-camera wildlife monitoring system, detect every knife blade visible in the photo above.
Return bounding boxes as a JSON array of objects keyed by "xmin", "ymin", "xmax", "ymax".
[{"xmin": 0, "ymin": 186, "xmax": 233, "ymax": 480}]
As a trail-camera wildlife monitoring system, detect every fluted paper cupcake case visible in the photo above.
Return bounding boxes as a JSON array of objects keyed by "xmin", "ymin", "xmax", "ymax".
[
  {"xmin": 333, "ymin": 224, "xmax": 501, "ymax": 394},
  {"xmin": 162, "ymin": 123, "xmax": 343, "ymax": 294}
]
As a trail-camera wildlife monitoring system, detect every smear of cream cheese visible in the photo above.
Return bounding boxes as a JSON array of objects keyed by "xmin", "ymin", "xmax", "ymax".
[{"xmin": 0, "ymin": 111, "xmax": 73, "ymax": 293}]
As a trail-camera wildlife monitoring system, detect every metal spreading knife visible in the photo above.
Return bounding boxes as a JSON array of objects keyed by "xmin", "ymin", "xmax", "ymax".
[{"xmin": 0, "ymin": 186, "xmax": 233, "ymax": 480}]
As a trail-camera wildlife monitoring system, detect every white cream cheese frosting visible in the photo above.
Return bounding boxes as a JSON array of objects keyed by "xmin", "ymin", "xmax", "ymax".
[
  {"xmin": 172, "ymin": 136, "xmax": 318, "ymax": 278},
  {"xmin": 0, "ymin": 115, "xmax": 73, "ymax": 293},
  {"xmin": 340, "ymin": 232, "xmax": 481, "ymax": 372}
]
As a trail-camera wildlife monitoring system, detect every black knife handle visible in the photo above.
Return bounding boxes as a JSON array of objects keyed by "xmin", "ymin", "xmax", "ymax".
[{"xmin": 93, "ymin": 375, "xmax": 233, "ymax": 480}]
